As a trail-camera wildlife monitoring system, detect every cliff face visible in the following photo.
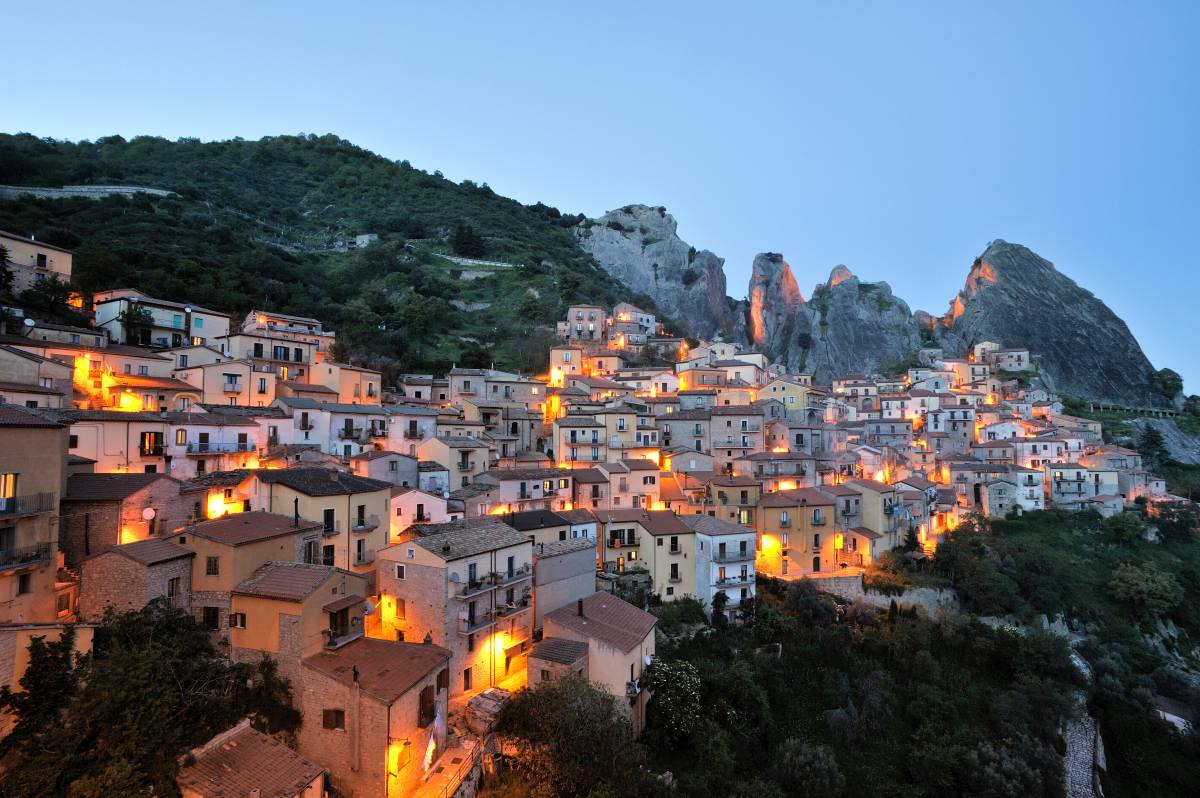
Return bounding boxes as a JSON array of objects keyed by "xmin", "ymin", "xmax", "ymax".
[
  {"xmin": 937, "ymin": 240, "xmax": 1164, "ymax": 406},
  {"xmin": 748, "ymin": 259, "xmax": 921, "ymax": 380},
  {"xmin": 575, "ymin": 205, "xmax": 736, "ymax": 339}
]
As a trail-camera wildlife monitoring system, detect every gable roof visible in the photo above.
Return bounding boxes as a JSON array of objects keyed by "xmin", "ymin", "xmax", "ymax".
[
  {"xmin": 303, "ymin": 637, "xmax": 450, "ymax": 704},
  {"xmin": 233, "ymin": 561, "xmax": 345, "ymax": 602},
  {"xmin": 65, "ymin": 472, "xmax": 173, "ymax": 502},
  {"xmin": 407, "ymin": 517, "xmax": 529, "ymax": 561},
  {"xmin": 184, "ymin": 511, "xmax": 321, "ymax": 546},
  {"xmin": 254, "ymin": 468, "xmax": 391, "ymax": 496},
  {"xmin": 100, "ymin": 537, "xmax": 194, "ymax": 566},
  {"xmin": 502, "ymin": 508, "xmax": 568, "ymax": 531},
  {"xmin": 175, "ymin": 723, "xmax": 324, "ymax": 798},
  {"xmin": 544, "ymin": 592, "xmax": 656, "ymax": 653},
  {"xmin": 531, "ymin": 637, "xmax": 589, "ymax": 665},
  {"xmin": 0, "ymin": 404, "xmax": 63, "ymax": 428}
]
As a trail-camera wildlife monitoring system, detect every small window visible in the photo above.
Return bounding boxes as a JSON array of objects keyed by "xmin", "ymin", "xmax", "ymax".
[
  {"xmin": 205, "ymin": 556, "xmax": 219, "ymax": 576},
  {"xmin": 540, "ymin": 669, "xmax": 551, "ymax": 682},
  {"xmin": 395, "ymin": 564, "xmax": 406, "ymax": 580},
  {"xmin": 17, "ymin": 573, "xmax": 31, "ymax": 595},
  {"xmin": 229, "ymin": 613, "xmax": 246, "ymax": 629},
  {"xmin": 202, "ymin": 606, "xmax": 220, "ymax": 630},
  {"xmin": 68, "ymin": 434, "xmax": 78, "ymax": 449},
  {"xmin": 418, "ymin": 684, "xmax": 436, "ymax": 727},
  {"xmin": 322, "ymin": 709, "xmax": 346, "ymax": 730}
]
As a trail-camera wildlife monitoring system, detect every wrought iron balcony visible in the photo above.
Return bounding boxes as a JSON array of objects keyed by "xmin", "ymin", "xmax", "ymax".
[
  {"xmin": 0, "ymin": 542, "xmax": 52, "ymax": 570},
  {"xmin": 0, "ymin": 493, "xmax": 54, "ymax": 518},
  {"xmin": 185, "ymin": 441, "xmax": 254, "ymax": 454}
]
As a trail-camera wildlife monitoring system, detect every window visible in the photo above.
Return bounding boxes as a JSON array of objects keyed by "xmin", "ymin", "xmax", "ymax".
[
  {"xmin": 175, "ymin": 429, "xmax": 187, "ymax": 446},
  {"xmin": 68, "ymin": 434, "xmax": 78, "ymax": 449},
  {"xmin": 540, "ymin": 669, "xmax": 551, "ymax": 682},
  {"xmin": 17, "ymin": 573, "xmax": 31, "ymax": 595},
  {"xmin": 202, "ymin": 607, "xmax": 220, "ymax": 630},
  {"xmin": 395, "ymin": 564, "xmax": 406, "ymax": 580},
  {"xmin": 229, "ymin": 613, "xmax": 246, "ymax": 629},
  {"xmin": 138, "ymin": 365, "xmax": 149, "ymax": 376},
  {"xmin": 322, "ymin": 709, "xmax": 346, "ymax": 730},
  {"xmin": 463, "ymin": 668, "xmax": 472, "ymax": 691},
  {"xmin": 418, "ymin": 684, "xmax": 436, "ymax": 727},
  {"xmin": 167, "ymin": 577, "xmax": 180, "ymax": 598},
  {"xmin": 205, "ymin": 556, "xmax": 219, "ymax": 576}
]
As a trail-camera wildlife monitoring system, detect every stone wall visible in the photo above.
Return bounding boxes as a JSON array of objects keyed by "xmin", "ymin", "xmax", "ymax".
[
  {"xmin": 79, "ymin": 553, "xmax": 148, "ymax": 621},
  {"xmin": 809, "ymin": 573, "xmax": 959, "ymax": 616}
]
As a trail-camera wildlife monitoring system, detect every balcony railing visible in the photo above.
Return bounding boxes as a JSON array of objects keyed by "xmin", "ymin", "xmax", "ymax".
[
  {"xmin": 321, "ymin": 521, "xmax": 342, "ymax": 537},
  {"xmin": 456, "ymin": 461, "xmax": 474, "ymax": 472},
  {"xmin": 607, "ymin": 537, "xmax": 641, "ymax": 549},
  {"xmin": 458, "ymin": 612, "xmax": 494, "ymax": 635},
  {"xmin": 185, "ymin": 441, "xmax": 255, "ymax": 454},
  {"xmin": 779, "ymin": 519, "xmax": 791, "ymax": 528},
  {"xmin": 668, "ymin": 545, "xmax": 682, "ymax": 555},
  {"xmin": 456, "ymin": 579, "xmax": 492, "ymax": 599},
  {"xmin": 353, "ymin": 549, "xmax": 376, "ymax": 566},
  {"xmin": 337, "ymin": 428, "xmax": 367, "ymax": 441},
  {"xmin": 495, "ymin": 563, "xmax": 533, "ymax": 586},
  {"xmin": 716, "ymin": 572, "xmax": 755, "ymax": 586},
  {"xmin": 0, "ymin": 543, "xmax": 52, "ymax": 570},
  {"xmin": 495, "ymin": 597, "xmax": 532, "ymax": 618},
  {"xmin": 403, "ymin": 429, "xmax": 423, "ymax": 439},
  {"xmin": 0, "ymin": 493, "xmax": 54, "ymax": 518},
  {"xmin": 297, "ymin": 421, "xmax": 315, "ymax": 431},
  {"xmin": 713, "ymin": 438, "xmax": 754, "ymax": 448},
  {"xmin": 139, "ymin": 445, "xmax": 165, "ymax": 457},
  {"xmin": 351, "ymin": 515, "xmax": 380, "ymax": 532},
  {"xmin": 713, "ymin": 550, "xmax": 754, "ymax": 563},
  {"xmin": 222, "ymin": 382, "xmax": 241, "ymax": 394}
]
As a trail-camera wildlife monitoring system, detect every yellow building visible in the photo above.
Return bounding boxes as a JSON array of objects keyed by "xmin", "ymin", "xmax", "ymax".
[
  {"xmin": 596, "ymin": 509, "xmax": 695, "ymax": 602},
  {"xmin": 756, "ymin": 488, "xmax": 835, "ymax": 578},
  {"xmin": 0, "ymin": 406, "xmax": 74, "ymax": 625}
]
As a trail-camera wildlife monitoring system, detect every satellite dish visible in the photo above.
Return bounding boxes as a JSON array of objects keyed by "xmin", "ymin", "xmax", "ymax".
[
  {"xmin": 22, "ymin": 318, "xmax": 35, "ymax": 327},
  {"xmin": 449, "ymin": 572, "xmax": 461, "ymax": 583},
  {"xmin": 362, "ymin": 600, "xmax": 376, "ymax": 615},
  {"xmin": 141, "ymin": 507, "xmax": 157, "ymax": 520},
  {"xmin": 643, "ymin": 654, "xmax": 652, "ymax": 666},
  {"xmin": 183, "ymin": 306, "xmax": 193, "ymax": 314}
]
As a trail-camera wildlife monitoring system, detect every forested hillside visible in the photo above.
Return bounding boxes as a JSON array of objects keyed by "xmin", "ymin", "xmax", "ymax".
[{"xmin": 0, "ymin": 133, "xmax": 655, "ymax": 376}]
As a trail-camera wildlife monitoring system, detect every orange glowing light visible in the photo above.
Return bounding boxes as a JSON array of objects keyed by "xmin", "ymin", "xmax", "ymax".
[{"xmin": 772, "ymin": 445, "xmax": 789, "ymax": 453}]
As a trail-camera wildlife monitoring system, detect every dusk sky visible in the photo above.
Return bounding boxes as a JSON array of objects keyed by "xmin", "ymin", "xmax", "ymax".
[{"xmin": 6, "ymin": 1, "xmax": 1197, "ymax": 389}]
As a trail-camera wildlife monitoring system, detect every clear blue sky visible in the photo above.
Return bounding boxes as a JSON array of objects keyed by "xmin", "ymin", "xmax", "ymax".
[{"xmin": 6, "ymin": 1, "xmax": 1198, "ymax": 391}]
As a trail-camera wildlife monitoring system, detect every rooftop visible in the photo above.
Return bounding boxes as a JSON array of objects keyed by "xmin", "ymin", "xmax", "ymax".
[
  {"xmin": 544, "ymin": 592, "xmax": 656, "ymax": 653},
  {"xmin": 254, "ymin": 468, "xmax": 392, "ymax": 496},
  {"xmin": 531, "ymin": 637, "xmax": 589, "ymax": 665},
  {"xmin": 233, "ymin": 561, "xmax": 347, "ymax": 602},
  {"xmin": 303, "ymin": 637, "xmax": 451, "ymax": 705},
  {"xmin": 99, "ymin": 538, "xmax": 194, "ymax": 566},
  {"xmin": 184, "ymin": 511, "xmax": 321, "ymax": 547},
  {"xmin": 407, "ymin": 517, "xmax": 529, "ymax": 561},
  {"xmin": 65, "ymin": 472, "xmax": 174, "ymax": 502},
  {"xmin": 176, "ymin": 723, "xmax": 324, "ymax": 798}
]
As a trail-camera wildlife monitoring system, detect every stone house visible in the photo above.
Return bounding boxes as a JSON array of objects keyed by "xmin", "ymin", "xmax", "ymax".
[
  {"xmin": 375, "ymin": 517, "xmax": 533, "ymax": 696},
  {"xmin": 78, "ymin": 538, "xmax": 194, "ymax": 621},
  {"xmin": 349, "ymin": 450, "xmax": 419, "ymax": 487},
  {"xmin": 542, "ymin": 592, "xmax": 656, "ymax": 734},
  {"xmin": 297, "ymin": 638, "xmax": 452, "ymax": 798},
  {"xmin": 58, "ymin": 472, "xmax": 199, "ymax": 567},
  {"xmin": 176, "ymin": 720, "xmax": 325, "ymax": 798}
]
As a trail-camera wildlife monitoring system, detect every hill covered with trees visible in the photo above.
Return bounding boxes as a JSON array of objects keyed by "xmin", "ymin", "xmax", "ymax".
[{"xmin": 0, "ymin": 133, "xmax": 663, "ymax": 376}]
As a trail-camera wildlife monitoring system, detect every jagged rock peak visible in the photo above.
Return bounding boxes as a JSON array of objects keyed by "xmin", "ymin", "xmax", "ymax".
[
  {"xmin": 574, "ymin": 204, "xmax": 735, "ymax": 339},
  {"xmin": 937, "ymin": 239, "xmax": 1165, "ymax": 406},
  {"xmin": 748, "ymin": 253, "xmax": 804, "ymax": 354},
  {"xmin": 827, "ymin": 264, "xmax": 855, "ymax": 287}
]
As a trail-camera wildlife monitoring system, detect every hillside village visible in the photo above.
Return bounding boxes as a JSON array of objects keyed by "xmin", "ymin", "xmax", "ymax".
[{"xmin": 0, "ymin": 230, "xmax": 1193, "ymax": 797}]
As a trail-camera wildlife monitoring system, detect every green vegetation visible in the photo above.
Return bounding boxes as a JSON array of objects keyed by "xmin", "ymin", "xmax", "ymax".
[
  {"xmin": 0, "ymin": 600, "xmax": 298, "ymax": 797},
  {"xmin": 0, "ymin": 132, "xmax": 655, "ymax": 377}
]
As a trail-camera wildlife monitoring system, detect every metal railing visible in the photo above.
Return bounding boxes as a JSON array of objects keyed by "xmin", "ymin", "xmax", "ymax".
[
  {"xmin": 351, "ymin": 515, "xmax": 380, "ymax": 532},
  {"xmin": 713, "ymin": 549, "xmax": 754, "ymax": 563},
  {"xmin": 607, "ymin": 537, "xmax": 641, "ymax": 549},
  {"xmin": 139, "ymin": 445, "xmax": 164, "ymax": 457},
  {"xmin": 321, "ymin": 521, "xmax": 342, "ymax": 536},
  {"xmin": 0, "ymin": 542, "xmax": 52, "ymax": 570},
  {"xmin": 222, "ymin": 382, "xmax": 241, "ymax": 393},
  {"xmin": 354, "ymin": 549, "xmax": 376, "ymax": 566},
  {"xmin": 0, "ymin": 493, "xmax": 54, "ymax": 518},
  {"xmin": 456, "ymin": 461, "xmax": 474, "ymax": 471},
  {"xmin": 458, "ymin": 611, "xmax": 494, "ymax": 635},
  {"xmin": 185, "ymin": 441, "xmax": 254, "ymax": 454},
  {"xmin": 716, "ymin": 572, "xmax": 755, "ymax": 586}
]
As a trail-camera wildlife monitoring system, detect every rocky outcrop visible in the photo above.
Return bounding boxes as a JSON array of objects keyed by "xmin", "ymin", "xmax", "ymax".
[
  {"xmin": 748, "ymin": 258, "xmax": 922, "ymax": 381},
  {"xmin": 1130, "ymin": 419, "xmax": 1200, "ymax": 465},
  {"xmin": 574, "ymin": 205, "xmax": 736, "ymax": 339},
  {"xmin": 937, "ymin": 240, "xmax": 1165, "ymax": 406}
]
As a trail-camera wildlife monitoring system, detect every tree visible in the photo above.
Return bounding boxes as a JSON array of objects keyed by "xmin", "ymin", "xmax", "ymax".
[
  {"xmin": 18, "ymin": 274, "xmax": 74, "ymax": 316},
  {"xmin": 1109, "ymin": 562, "xmax": 1184, "ymax": 621},
  {"xmin": 0, "ymin": 625, "xmax": 82, "ymax": 757},
  {"xmin": 495, "ymin": 672, "xmax": 663, "ymax": 798},
  {"xmin": 1102, "ymin": 512, "xmax": 1144, "ymax": 545},
  {"xmin": 451, "ymin": 222, "xmax": 486, "ymax": 257},
  {"xmin": 116, "ymin": 302, "xmax": 155, "ymax": 345},
  {"xmin": 643, "ymin": 659, "xmax": 702, "ymax": 747},
  {"xmin": 0, "ymin": 600, "xmax": 299, "ymax": 797},
  {"xmin": 0, "ymin": 244, "xmax": 12, "ymax": 296},
  {"xmin": 1157, "ymin": 368, "xmax": 1184, "ymax": 400},
  {"xmin": 773, "ymin": 739, "xmax": 844, "ymax": 798}
]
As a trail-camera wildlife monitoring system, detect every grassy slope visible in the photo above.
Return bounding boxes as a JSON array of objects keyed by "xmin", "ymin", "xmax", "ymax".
[{"xmin": 0, "ymin": 133, "xmax": 646, "ymax": 376}]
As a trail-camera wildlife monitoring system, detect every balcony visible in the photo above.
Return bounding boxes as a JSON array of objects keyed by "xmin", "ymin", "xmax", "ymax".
[
  {"xmin": 716, "ymin": 572, "xmax": 755, "ymax": 587},
  {"xmin": 185, "ymin": 441, "xmax": 255, "ymax": 454},
  {"xmin": 323, "ymin": 628, "xmax": 364, "ymax": 650},
  {"xmin": 668, "ymin": 545, "xmax": 682, "ymax": 555},
  {"xmin": 297, "ymin": 421, "xmax": 315, "ymax": 431},
  {"xmin": 321, "ymin": 521, "xmax": 342, "ymax": 537},
  {"xmin": 0, "ymin": 543, "xmax": 53, "ymax": 571},
  {"xmin": 607, "ymin": 537, "xmax": 641, "ymax": 549},
  {"xmin": 495, "ymin": 563, "xmax": 532, "ymax": 586},
  {"xmin": 713, "ymin": 549, "xmax": 754, "ymax": 563},
  {"xmin": 414, "ymin": 513, "xmax": 431, "ymax": 523},
  {"xmin": 456, "ymin": 578, "xmax": 492, "ymax": 599},
  {"xmin": 139, "ymin": 445, "xmax": 165, "ymax": 457},
  {"xmin": 222, "ymin": 382, "xmax": 242, "ymax": 394},
  {"xmin": 0, "ymin": 493, "xmax": 54, "ymax": 519},
  {"xmin": 403, "ymin": 429, "xmax": 423, "ymax": 439},
  {"xmin": 337, "ymin": 428, "xmax": 368, "ymax": 441},
  {"xmin": 456, "ymin": 461, "xmax": 474, "ymax": 472},
  {"xmin": 351, "ymin": 515, "xmax": 380, "ymax": 532},
  {"xmin": 779, "ymin": 519, "xmax": 791, "ymax": 528},
  {"xmin": 811, "ymin": 517, "xmax": 826, "ymax": 526},
  {"xmin": 353, "ymin": 549, "xmax": 376, "ymax": 566},
  {"xmin": 495, "ymin": 597, "xmax": 532, "ymax": 618},
  {"xmin": 458, "ymin": 611, "xmax": 494, "ymax": 635},
  {"xmin": 712, "ymin": 438, "xmax": 755, "ymax": 448}
]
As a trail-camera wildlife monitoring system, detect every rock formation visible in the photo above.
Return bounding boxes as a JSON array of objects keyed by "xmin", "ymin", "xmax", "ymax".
[
  {"xmin": 574, "ymin": 205, "xmax": 736, "ymax": 339},
  {"xmin": 936, "ymin": 240, "xmax": 1165, "ymax": 406}
]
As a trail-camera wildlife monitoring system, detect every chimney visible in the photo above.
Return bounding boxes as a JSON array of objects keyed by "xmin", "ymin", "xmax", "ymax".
[
  {"xmin": 577, "ymin": 598, "xmax": 584, "ymax": 617},
  {"xmin": 293, "ymin": 497, "xmax": 300, "ymax": 527}
]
